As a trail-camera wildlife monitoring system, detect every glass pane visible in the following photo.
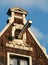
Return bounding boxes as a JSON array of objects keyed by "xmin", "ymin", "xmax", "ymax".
[
  {"xmin": 20, "ymin": 60, "xmax": 27, "ymax": 65},
  {"xmin": 13, "ymin": 59, "xmax": 17, "ymax": 65}
]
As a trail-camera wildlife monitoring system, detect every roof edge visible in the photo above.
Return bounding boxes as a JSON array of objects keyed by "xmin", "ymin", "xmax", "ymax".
[
  {"xmin": 28, "ymin": 28, "xmax": 48, "ymax": 59},
  {"xmin": 0, "ymin": 23, "xmax": 11, "ymax": 37}
]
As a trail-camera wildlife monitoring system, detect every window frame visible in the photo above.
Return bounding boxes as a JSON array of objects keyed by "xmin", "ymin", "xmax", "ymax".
[{"xmin": 7, "ymin": 52, "xmax": 32, "ymax": 65}]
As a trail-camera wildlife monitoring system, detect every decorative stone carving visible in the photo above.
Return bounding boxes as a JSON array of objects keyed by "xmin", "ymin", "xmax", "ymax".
[
  {"xmin": 9, "ymin": 39, "xmax": 24, "ymax": 46},
  {"xmin": 12, "ymin": 23, "xmax": 24, "ymax": 37}
]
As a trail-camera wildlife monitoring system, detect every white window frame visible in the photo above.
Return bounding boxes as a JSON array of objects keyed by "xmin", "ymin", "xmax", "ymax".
[{"xmin": 7, "ymin": 52, "xmax": 32, "ymax": 65}]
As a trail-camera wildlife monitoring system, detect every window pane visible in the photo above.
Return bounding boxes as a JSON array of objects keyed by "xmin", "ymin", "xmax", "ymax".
[
  {"xmin": 13, "ymin": 59, "xmax": 17, "ymax": 65},
  {"xmin": 20, "ymin": 60, "xmax": 27, "ymax": 65}
]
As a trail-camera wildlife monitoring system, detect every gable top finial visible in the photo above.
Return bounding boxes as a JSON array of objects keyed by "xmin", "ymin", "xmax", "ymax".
[{"xmin": 7, "ymin": 7, "xmax": 28, "ymax": 16}]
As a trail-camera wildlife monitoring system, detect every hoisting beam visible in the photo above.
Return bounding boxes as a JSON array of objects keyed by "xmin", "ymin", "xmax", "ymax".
[{"xmin": 18, "ymin": 20, "xmax": 32, "ymax": 38}]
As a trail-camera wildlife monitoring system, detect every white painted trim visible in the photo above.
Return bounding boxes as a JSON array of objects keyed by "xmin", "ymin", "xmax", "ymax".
[
  {"xmin": 7, "ymin": 52, "xmax": 32, "ymax": 65},
  {"xmin": 14, "ymin": 15, "xmax": 23, "ymax": 19},
  {"xmin": 28, "ymin": 28, "xmax": 48, "ymax": 58},
  {"xmin": 12, "ymin": 26, "xmax": 16, "ymax": 37},
  {"xmin": 23, "ymin": 14, "xmax": 27, "ymax": 25},
  {"xmin": 10, "ymin": 8, "xmax": 27, "ymax": 14},
  {"xmin": 0, "ymin": 23, "xmax": 11, "ymax": 37}
]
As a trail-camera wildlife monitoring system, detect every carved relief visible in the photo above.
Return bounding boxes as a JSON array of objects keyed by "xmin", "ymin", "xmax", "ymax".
[{"xmin": 12, "ymin": 23, "xmax": 24, "ymax": 37}]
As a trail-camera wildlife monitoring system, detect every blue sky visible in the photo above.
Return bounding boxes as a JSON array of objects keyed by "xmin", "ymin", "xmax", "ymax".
[{"xmin": 0, "ymin": 0, "xmax": 48, "ymax": 54}]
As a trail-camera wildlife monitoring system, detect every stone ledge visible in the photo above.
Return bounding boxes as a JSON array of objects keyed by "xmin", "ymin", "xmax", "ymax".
[{"xmin": 6, "ymin": 43, "xmax": 33, "ymax": 51}]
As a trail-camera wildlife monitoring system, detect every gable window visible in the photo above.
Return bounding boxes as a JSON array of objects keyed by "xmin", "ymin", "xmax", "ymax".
[{"xmin": 7, "ymin": 52, "xmax": 32, "ymax": 65}]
